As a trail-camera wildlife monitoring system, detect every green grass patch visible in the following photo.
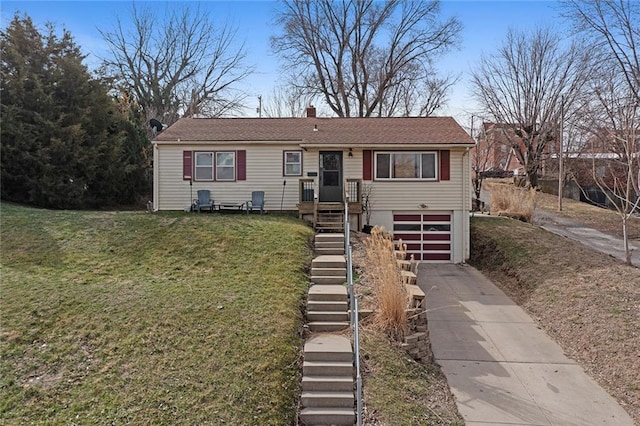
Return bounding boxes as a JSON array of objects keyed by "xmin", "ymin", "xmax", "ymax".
[{"xmin": 0, "ymin": 203, "xmax": 313, "ymax": 424}]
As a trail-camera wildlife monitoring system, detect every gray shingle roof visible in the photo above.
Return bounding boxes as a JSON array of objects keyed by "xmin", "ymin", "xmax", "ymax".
[{"xmin": 153, "ymin": 116, "xmax": 474, "ymax": 146}]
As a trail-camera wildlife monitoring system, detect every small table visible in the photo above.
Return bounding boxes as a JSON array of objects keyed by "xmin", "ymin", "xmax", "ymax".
[{"xmin": 218, "ymin": 202, "xmax": 245, "ymax": 212}]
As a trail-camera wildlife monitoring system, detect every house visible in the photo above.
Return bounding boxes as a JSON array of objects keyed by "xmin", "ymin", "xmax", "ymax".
[
  {"xmin": 474, "ymin": 122, "xmax": 525, "ymax": 176},
  {"xmin": 152, "ymin": 107, "xmax": 475, "ymax": 263},
  {"xmin": 474, "ymin": 121, "xmax": 564, "ymax": 178}
]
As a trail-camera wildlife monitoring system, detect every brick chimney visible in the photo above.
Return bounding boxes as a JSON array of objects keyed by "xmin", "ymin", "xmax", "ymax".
[{"xmin": 306, "ymin": 105, "xmax": 316, "ymax": 118}]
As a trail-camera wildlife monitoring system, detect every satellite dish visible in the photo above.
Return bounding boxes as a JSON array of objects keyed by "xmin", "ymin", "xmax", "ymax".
[{"xmin": 150, "ymin": 118, "xmax": 164, "ymax": 132}]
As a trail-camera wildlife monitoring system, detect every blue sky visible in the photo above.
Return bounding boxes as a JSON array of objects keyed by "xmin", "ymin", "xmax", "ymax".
[{"xmin": 2, "ymin": 1, "xmax": 560, "ymax": 127}]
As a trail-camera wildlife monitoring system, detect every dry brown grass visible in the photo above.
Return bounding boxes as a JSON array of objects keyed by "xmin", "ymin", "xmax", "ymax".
[
  {"xmin": 487, "ymin": 181, "xmax": 536, "ymax": 222},
  {"xmin": 363, "ymin": 227, "xmax": 408, "ymax": 341}
]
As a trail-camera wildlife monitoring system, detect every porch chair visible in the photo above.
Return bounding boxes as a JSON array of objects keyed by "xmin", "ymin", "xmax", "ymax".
[
  {"xmin": 194, "ymin": 189, "xmax": 215, "ymax": 213},
  {"xmin": 246, "ymin": 191, "xmax": 265, "ymax": 214}
]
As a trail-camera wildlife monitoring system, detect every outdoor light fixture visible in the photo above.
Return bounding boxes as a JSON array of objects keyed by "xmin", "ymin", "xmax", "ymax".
[{"xmin": 348, "ymin": 148, "xmax": 353, "ymax": 157}]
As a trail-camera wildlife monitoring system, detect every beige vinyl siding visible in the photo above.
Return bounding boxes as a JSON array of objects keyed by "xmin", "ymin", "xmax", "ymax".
[
  {"xmin": 155, "ymin": 143, "xmax": 309, "ymax": 211},
  {"xmin": 368, "ymin": 149, "xmax": 467, "ymax": 211}
]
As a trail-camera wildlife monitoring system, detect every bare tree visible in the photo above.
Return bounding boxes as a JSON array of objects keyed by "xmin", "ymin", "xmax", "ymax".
[
  {"xmin": 561, "ymin": 0, "xmax": 639, "ymax": 105},
  {"xmin": 470, "ymin": 27, "xmax": 594, "ymax": 188},
  {"xmin": 99, "ymin": 3, "xmax": 252, "ymax": 127},
  {"xmin": 271, "ymin": 0, "xmax": 461, "ymax": 117},
  {"xmin": 261, "ymin": 84, "xmax": 319, "ymax": 118},
  {"xmin": 562, "ymin": 0, "xmax": 640, "ymax": 265},
  {"xmin": 376, "ymin": 66, "xmax": 459, "ymax": 117},
  {"xmin": 574, "ymin": 67, "xmax": 640, "ymax": 265}
]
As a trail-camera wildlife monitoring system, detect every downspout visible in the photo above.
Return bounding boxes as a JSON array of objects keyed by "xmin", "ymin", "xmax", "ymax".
[
  {"xmin": 153, "ymin": 143, "xmax": 159, "ymax": 211},
  {"xmin": 463, "ymin": 147, "xmax": 471, "ymax": 262}
]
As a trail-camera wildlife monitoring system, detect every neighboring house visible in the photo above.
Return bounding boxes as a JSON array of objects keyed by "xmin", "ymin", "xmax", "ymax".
[
  {"xmin": 474, "ymin": 122, "xmax": 524, "ymax": 175},
  {"xmin": 152, "ymin": 107, "xmax": 475, "ymax": 263}
]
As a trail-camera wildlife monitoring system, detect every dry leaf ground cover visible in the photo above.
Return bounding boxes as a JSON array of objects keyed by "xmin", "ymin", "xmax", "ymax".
[{"xmin": 469, "ymin": 215, "xmax": 640, "ymax": 423}]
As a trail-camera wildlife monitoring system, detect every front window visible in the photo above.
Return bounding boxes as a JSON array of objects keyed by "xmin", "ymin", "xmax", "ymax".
[
  {"xmin": 284, "ymin": 150, "xmax": 302, "ymax": 176},
  {"xmin": 375, "ymin": 152, "xmax": 438, "ymax": 180},
  {"xmin": 195, "ymin": 152, "xmax": 214, "ymax": 181},
  {"xmin": 216, "ymin": 152, "xmax": 235, "ymax": 181}
]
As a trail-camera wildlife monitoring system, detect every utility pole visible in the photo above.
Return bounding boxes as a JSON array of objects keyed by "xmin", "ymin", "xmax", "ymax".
[
  {"xmin": 257, "ymin": 95, "xmax": 262, "ymax": 118},
  {"xmin": 558, "ymin": 96, "xmax": 564, "ymax": 211}
]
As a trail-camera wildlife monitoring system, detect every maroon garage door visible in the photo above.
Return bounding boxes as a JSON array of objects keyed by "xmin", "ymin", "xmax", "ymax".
[{"xmin": 393, "ymin": 213, "xmax": 452, "ymax": 262}]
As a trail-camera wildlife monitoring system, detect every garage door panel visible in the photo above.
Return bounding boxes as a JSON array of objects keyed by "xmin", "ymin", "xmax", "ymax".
[
  {"xmin": 393, "ymin": 212, "xmax": 452, "ymax": 262},
  {"xmin": 394, "ymin": 214, "xmax": 421, "ymax": 221},
  {"xmin": 423, "ymin": 243, "xmax": 450, "ymax": 251},
  {"xmin": 422, "ymin": 234, "xmax": 450, "ymax": 241},
  {"xmin": 423, "ymin": 214, "xmax": 451, "ymax": 221},
  {"xmin": 394, "ymin": 224, "xmax": 422, "ymax": 231},
  {"xmin": 423, "ymin": 224, "xmax": 450, "ymax": 232},
  {"xmin": 393, "ymin": 233, "xmax": 421, "ymax": 241},
  {"xmin": 423, "ymin": 253, "xmax": 451, "ymax": 261}
]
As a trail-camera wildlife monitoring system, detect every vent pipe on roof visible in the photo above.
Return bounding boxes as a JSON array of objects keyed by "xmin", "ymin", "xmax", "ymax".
[{"xmin": 306, "ymin": 105, "xmax": 316, "ymax": 118}]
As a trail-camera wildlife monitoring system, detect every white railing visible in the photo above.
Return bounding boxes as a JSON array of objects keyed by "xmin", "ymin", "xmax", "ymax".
[{"xmin": 344, "ymin": 194, "xmax": 362, "ymax": 425}]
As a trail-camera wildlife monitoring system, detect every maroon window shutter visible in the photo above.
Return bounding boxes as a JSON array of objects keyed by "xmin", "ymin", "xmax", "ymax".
[
  {"xmin": 440, "ymin": 150, "xmax": 450, "ymax": 181},
  {"xmin": 183, "ymin": 151, "xmax": 193, "ymax": 180},
  {"xmin": 363, "ymin": 150, "xmax": 373, "ymax": 180},
  {"xmin": 237, "ymin": 150, "xmax": 246, "ymax": 181}
]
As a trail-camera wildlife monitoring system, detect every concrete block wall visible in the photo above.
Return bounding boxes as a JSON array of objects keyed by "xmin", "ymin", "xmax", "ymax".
[{"xmin": 401, "ymin": 308, "xmax": 432, "ymax": 362}]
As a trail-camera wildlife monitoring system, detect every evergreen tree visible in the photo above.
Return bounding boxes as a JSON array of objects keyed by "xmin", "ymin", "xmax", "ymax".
[{"xmin": 1, "ymin": 14, "xmax": 149, "ymax": 208}]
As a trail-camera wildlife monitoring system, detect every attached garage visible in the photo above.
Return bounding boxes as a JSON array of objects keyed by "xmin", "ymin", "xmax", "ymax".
[{"xmin": 392, "ymin": 212, "xmax": 452, "ymax": 262}]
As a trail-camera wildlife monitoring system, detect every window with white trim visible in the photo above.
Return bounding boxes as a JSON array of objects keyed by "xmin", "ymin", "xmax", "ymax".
[
  {"xmin": 194, "ymin": 152, "xmax": 214, "ymax": 181},
  {"xmin": 284, "ymin": 150, "xmax": 302, "ymax": 176},
  {"xmin": 375, "ymin": 152, "xmax": 438, "ymax": 180},
  {"xmin": 216, "ymin": 151, "xmax": 235, "ymax": 181}
]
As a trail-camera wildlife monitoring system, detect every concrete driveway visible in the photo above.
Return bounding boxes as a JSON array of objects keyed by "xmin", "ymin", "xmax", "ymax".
[{"xmin": 419, "ymin": 263, "xmax": 635, "ymax": 426}]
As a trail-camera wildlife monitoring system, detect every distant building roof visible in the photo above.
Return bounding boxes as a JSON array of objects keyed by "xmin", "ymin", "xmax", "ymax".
[{"xmin": 153, "ymin": 116, "xmax": 475, "ymax": 147}]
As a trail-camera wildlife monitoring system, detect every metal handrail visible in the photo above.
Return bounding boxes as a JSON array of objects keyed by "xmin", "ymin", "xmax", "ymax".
[{"xmin": 344, "ymin": 192, "xmax": 361, "ymax": 424}]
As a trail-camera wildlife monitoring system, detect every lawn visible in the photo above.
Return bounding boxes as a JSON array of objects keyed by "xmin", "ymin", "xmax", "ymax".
[
  {"xmin": 0, "ymin": 204, "xmax": 314, "ymax": 424},
  {"xmin": 469, "ymin": 215, "xmax": 640, "ymax": 423}
]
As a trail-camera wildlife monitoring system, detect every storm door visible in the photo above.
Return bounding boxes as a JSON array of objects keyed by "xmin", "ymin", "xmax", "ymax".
[{"xmin": 319, "ymin": 151, "xmax": 343, "ymax": 202}]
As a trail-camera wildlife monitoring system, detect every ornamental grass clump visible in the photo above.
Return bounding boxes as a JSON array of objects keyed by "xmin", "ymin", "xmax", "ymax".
[
  {"xmin": 490, "ymin": 184, "xmax": 537, "ymax": 222},
  {"xmin": 363, "ymin": 226, "xmax": 408, "ymax": 341}
]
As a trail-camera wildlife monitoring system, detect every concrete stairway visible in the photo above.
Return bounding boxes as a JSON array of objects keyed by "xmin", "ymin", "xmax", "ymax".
[
  {"xmin": 299, "ymin": 334, "xmax": 355, "ymax": 425},
  {"xmin": 314, "ymin": 233, "xmax": 345, "ymax": 256},
  {"xmin": 308, "ymin": 253, "xmax": 349, "ymax": 332},
  {"xmin": 310, "ymin": 254, "xmax": 346, "ymax": 285},
  {"xmin": 307, "ymin": 285, "xmax": 349, "ymax": 332}
]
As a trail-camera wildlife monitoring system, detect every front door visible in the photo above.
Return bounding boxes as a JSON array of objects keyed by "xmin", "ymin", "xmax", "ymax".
[{"xmin": 319, "ymin": 151, "xmax": 343, "ymax": 202}]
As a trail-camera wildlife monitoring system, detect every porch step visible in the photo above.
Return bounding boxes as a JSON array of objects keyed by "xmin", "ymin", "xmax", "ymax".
[
  {"xmin": 308, "ymin": 321, "xmax": 350, "ymax": 332},
  {"xmin": 308, "ymin": 285, "xmax": 348, "ymax": 302},
  {"xmin": 315, "ymin": 241, "xmax": 345, "ymax": 249},
  {"xmin": 303, "ymin": 334, "xmax": 353, "ymax": 362},
  {"xmin": 316, "ymin": 224, "xmax": 344, "ymax": 232},
  {"xmin": 303, "ymin": 360, "xmax": 354, "ymax": 377},
  {"xmin": 310, "ymin": 275, "xmax": 346, "ymax": 285},
  {"xmin": 315, "ymin": 247, "xmax": 345, "ymax": 256},
  {"xmin": 315, "ymin": 233, "xmax": 345, "ymax": 243},
  {"xmin": 299, "ymin": 408, "xmax": 355, "ymax": 426},
  {"xmin": 310, "ymin": 267, "xmax": 347, "ymax": 277},
  {"xmin": 307, "ymin": 300, "xmax": 348, "ymax": 312},
  {"xmin": 307, "ymin": 311, "xmax": 349, "ymax": 322},
  {"xmin": 301, "ymin": 391, "xmax": 355, "ymax": 408},
  {"xmin": 312, "ymin": 255, "xmax": 346, "ymax": 270},
  {"xmin": 302, "ymin": 375, "xmax": 354, "ymax": 392}
]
